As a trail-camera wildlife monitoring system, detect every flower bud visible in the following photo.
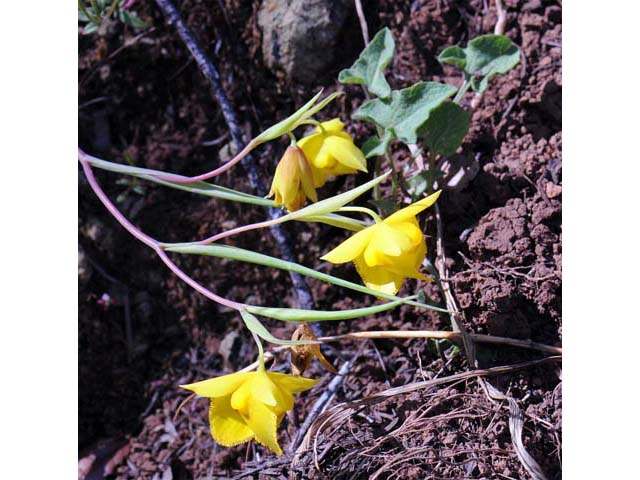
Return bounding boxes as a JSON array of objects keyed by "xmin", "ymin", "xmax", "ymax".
[{"xmin": 268, "ymin": 146, "xmax": 317, "ymax": 212}]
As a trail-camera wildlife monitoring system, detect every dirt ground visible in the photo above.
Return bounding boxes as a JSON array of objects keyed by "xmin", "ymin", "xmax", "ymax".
[{"xmin": 79, "ymin": 0, "xmax": 561, "ymax": 478}]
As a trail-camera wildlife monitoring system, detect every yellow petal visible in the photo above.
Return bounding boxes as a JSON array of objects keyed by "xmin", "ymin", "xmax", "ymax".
[
  {"xmin": 317, "ymin": 118, "xmax": 345, "ymax": 133},
  {"xmin": 277, "ymin": 152, "xmax": 302, "ymax": 203},
  {"xmin": 269, "ymin": 372, "xmax": 319, "ymax": 393},
  {"xmin": 208, "ymin": 397, "xmax": 254, "ymax": 447},
  {"xmin": 250, "ymin": 371, "xmax": 294, "ymax": 412},
  {"xmin": 326, "ymin": 160, "xmax": 358, "ymax": 177},
  {"xmin": 363, "ymin": 222, "xmax": 418, "ymax": 267},
  {"xmin": 321, "ymin": 225, "xmax": 376, "ymax": 264},
  {"xmin": 385, "ymin": 240, "xmax": 428, "ymax": 280},
  {"xmin": 312, "ymin": 141, "xmax": 337, "ymax": 169},
  {"xmin": 180, "ymin": 372, "xmax": 252, "ymax": 398},
  {"xmin": 230, "ymin": 378, "xmax": 253, "ymax": 412},
  {"xmin": 297, "ymin": 152, "xmax": 318, "ymax": 202},
  {"xmin": 246, "ymin": 401, "xmax": 282, "ymax": 455},
  {"xmin": 298, "ymin": 132, "xmax": 323, "ymax": 163},
  {"xmin": 354, "ymin": 255, "xmax": 404, "ymax": 295},
  {"xmin": 390, "ymin": 220, "xmax": 424, "ymax": 247},
  {"xmin": 324, "ymin": 136, "xmax": 367, "ymax": 172},
  {"xmin": 310, "ymin": 164, "xmax": 328, "ymax": 188},
  {"xmin": 384, "ymin": 190, "xmax": 442, "ymax": 224}
]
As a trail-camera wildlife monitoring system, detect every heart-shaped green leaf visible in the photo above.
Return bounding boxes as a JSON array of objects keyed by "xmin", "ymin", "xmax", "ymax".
[
  {"xmin": 438, "ymin": 34, "xmax": 520, "ymax": 93},
  {"xmin": 438, "ymin": 46, "xmax": 467, "ymax": 69},
  {"xmin": 422, "ymin": 102, "xmax": 470, "ymax": 156},
  {"xmin": 353, "ymin": 82, "xmax": 457, "ymax": 144},
  {"xmin": 338, "ymin": 27, "xmax": 395, "ymax": 98}
]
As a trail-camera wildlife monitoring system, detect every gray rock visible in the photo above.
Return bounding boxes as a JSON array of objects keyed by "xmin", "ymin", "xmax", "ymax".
[
  {"xmin": 78, "ymin": 244, "xmax": 93, "ymax": 287},
  {"xmin": 258, "ymin": 0, "xmax": 351, "ymax": 82}
]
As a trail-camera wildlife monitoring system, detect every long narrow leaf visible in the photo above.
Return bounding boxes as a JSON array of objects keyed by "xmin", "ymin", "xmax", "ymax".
[
  {"xmin": 145, "ymin": 176, "xmax": 274, "ymax": 206},
  {"xmin": 246, "ymin": 299, "xmax": 407, "ymax": 322},
  {"xmin": 167, "ymin": 244, "xmax": 448, "ymax": 313},
  {"xmin": 305, "ymin": 213, "xmax": 368, "ymax": 232},
  {"xmin": 284, "ymin": 171, "xmax": 391, "ymax": 221},
  {"xmin": 86, "ymin": 156, "xmax": 274, "ymax": 206}
]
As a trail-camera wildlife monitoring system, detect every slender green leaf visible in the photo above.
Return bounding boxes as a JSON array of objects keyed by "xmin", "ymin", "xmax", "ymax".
[
  {"xmin": 338, "ymin": 27, "xmax": 395, "ymax": 98},
  {"xmin": 303, "ymin": 91, "xmax": 343, "ymax": 121},
  {"xmin": 166, "ymin": 244, "xmax": 449, "ymax": 313},
  {"xmin": 240, "ymin": 311, "xmax": 316, "ymax": 346},
  {"xmin": 286, "ymin": 171, "xmax": 390, "ymax": 221},
  {"xmin": 254, "ymin": 91, "xmax": 341, "ymax": 144},
  {"xmin": 247, "ymin": 299, "xmax": 408, "ymax": 322},
  {"xmin": 85, "ymin": 156, "xmax": 274, "ymax": 206},
  {"xmin": 302, "ymin": 213, "xmax": 368, "ymax": 231},
  {"xmin": 353, "ymin": 82, "xmax": 457, "ymax": 143},
  {"xmin": 86, "ymin": 155, "xmax": 386, "ymax": 215},
  {"xmin": 422, "ymin": 102, "xmax": 470, "ymax": 156},
  {"xmin": 254, "ymin": 91, "xmax": 322, "ymax": 144},
  {"xmin": 146, "ymin": 177, "xmax": 274, "ymax": 206}
]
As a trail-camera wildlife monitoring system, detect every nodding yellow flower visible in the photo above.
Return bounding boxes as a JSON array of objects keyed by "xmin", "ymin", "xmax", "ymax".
[
  {"xmin": 181, "ymin": 370, "xmax": 318, "ymax": 455},
  {"xmin": 298, "ymin": 118, "xmax": 367, "ymax": 188},
  {"xmin": 321, "ymin": 191, "xmax": 442, "ymax": 295},
  {"xmin": 268, "ymin": 146, "xmax": 317, "ymax": 212}
]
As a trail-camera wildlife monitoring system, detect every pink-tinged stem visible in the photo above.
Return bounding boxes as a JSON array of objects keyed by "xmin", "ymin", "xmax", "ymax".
[
  {"xmin": 80, "ymin": 157, "xmax": 245, "ymax": 311},
  {"xmin": 164, "ymin": 141, "xmax": 255, "ymax": 183},
  {"xmin": 80, "ymin": 158, "xmax": 158, "ymax": 248},
  {"xmin": 78, "ymin": 142, "xmax": 254, "ymax": 184},
  {"xmin": 156, "ymin": 249, "xmax": 245, "ymax": 310},
  {"xmin": 191, "ymin": 217, "xmax": 281, "ymax": 246}
]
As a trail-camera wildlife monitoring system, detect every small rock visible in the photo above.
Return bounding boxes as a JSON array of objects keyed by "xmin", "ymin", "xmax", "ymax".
[
  {"xmin": 82, "ymin": 216, "xmax": 116, "ymax": 256},
  {"xmin": 219, "ymin": 331, "xmax": 242, "ymax": 369},
  {"xmin": 78, "ymin": 245, "xmax": 93, "ymax": 287},
  {"xmin": 545, "ymin": 181, "xmax": 562, "ymax": 199},
  {"xmin": 258, "ymin": 0, "xmax": 351, "ymax": 82}
]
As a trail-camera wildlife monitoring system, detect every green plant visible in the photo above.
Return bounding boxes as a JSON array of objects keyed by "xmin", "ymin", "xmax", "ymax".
[{"xmin": 78, "ymin": 0, "xmax": 147, "ymax": 35}]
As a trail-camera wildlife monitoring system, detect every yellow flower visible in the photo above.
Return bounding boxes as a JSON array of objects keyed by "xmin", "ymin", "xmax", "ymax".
[
  {"xmin": 298, "ymin": 118, "xmax": 367, "ymax": 188},
  {"xmin": 268, "ymin": 146, "xmax": 317, "ymax": 212},
  {"xmin": 181, "ymin": 370, "xmax": 318, "ymax": 455},
  {"xmin": 321, "ymin": 191, "xmax": 442, "ymax": 295}
]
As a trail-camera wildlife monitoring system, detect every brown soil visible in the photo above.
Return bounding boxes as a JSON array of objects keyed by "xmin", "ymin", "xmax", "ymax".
[{"xmin": 79, "ymin": 0, "xmax": 561, "ymax": 478}]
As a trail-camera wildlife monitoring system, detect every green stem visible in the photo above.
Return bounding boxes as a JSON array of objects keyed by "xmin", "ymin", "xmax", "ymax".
[
  {"xmin": 105, "ymin": 0, "xmax": 120, "ymax": 19},
  {"xmin": 302, "ymin": 119, "xmax": 327, "ymax": 135},
  {"xmin": 88, "ymin": 0, "xmax": 101, "ymax": 18},
  {"xmin": 373, "ymin": 155, "xmax": 382, "ymax": 202},
  {"xmin": 385, "ymin": 149, "xmax": 399, "ymax": 202},
  {"xmin": 251, "ymin": 331, "xmax": 266, "ymax": 372},
  {"xmin": 339, "ymin": 206, "xmax": 382, "ymax": 223},
  {"xmin": 453, "ymin": 77, "xmax": 472, "ymax": 104},
  {"xmin": 78, "ymin": 0, "xmax": 101, "ymax": 24}
]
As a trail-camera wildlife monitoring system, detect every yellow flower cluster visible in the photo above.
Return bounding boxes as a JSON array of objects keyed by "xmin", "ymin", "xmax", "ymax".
[
  {"xmin": 189, "ymin": 116, "xmax": 443, "ymax": 458},
  {"xmin": 268, "ymin": 118, "xmax": 367, "ymax": 212}
]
